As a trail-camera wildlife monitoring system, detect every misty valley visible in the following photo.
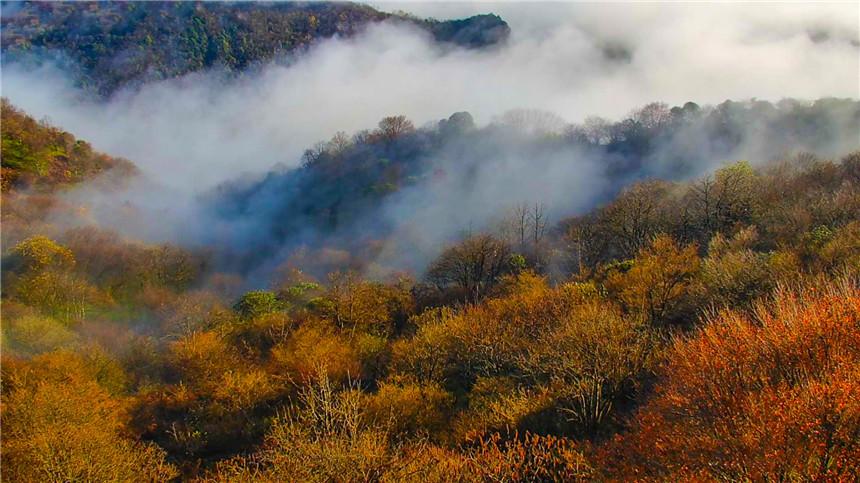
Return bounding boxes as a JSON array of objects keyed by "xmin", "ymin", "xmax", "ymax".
[{"xmin": 1, "ymin": 2, "xmax": 859, "ymax": 482}]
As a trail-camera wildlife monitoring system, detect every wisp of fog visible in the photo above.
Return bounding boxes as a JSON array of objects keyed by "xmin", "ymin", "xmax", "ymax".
[{"xmin": 2, "ymin": 2, "xmax": 858, "ymax": 280}]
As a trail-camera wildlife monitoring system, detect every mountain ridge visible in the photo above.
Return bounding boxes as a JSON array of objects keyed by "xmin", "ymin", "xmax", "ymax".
[{"xmin": 1, "ymin": 1, "xmax": 510, "ymax": 96}]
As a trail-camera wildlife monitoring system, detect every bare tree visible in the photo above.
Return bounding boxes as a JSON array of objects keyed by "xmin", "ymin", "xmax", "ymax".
[
  {"xmin": 375, "ymin": 115, "xmax": 415, "ymax": 141},
  {"xmin": 498, "ymin": 201, "xmax": 530, "ymax": 251},
  {"xmin": 498, "ymin": 108, "xmax": 566, "ymax": 136},
  {"xmin": 302, "ymin": 140, "xmax": 329, "ymax": 167},
  {"xmin": 427, "ymin": 233, "xmax": 511, "ymax": 303},
  {"xmin": 631, "ymin": 102, "xmax": 672, "ymax": 132},
  {"xmin": 529, "ymin": 202, "xmax": 548, "ymax": 245},
  {"xmin": 352, "ymin": 129, "xmax": 372, "ymax": 145},
  {"xmin": 328, "ymin": 131, "xmax": 352, "ymax": 157},
  {"xmin": 599, "ymin": 180, "xmax": 674, "ymax": 259},
  {"xmin": 582, "ymin": 116, "xmax": 612, "ymax": 144}
]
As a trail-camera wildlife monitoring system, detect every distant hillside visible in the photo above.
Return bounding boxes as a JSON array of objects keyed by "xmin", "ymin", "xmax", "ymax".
[
  {"xmin": 208, "ymin": 98, "xmax": 860, "ymax": 273},
  {"xmin": 0, "ymin": 98, "xmax": 137, "ymax": 192},
  {"xmin": 0, "ymin": 1, "xmax": 510, "ymax": 96}
]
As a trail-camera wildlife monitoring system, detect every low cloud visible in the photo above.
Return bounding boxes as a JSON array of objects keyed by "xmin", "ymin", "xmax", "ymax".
[{"xmin": 2, "ymin": 2, "xmax": 858, "ymax": 280}]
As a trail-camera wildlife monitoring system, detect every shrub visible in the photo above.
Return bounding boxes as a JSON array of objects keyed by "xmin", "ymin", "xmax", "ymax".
[
  {"xmin": 365, "ymin": 375, "xmax": 454, "ymax": 438},
  {"xmin": 269, "ymin": 322, "xmax": 361, "ymax": 384},
  {"xmin": 205, "ymin": 372, "xmax": 425, "ymax": 482},
  {"xmin": 463, "ymin": 431, "xmax": 594, "ymax": 482},
  {"xmin": 1, "ymin": 312, "xmax": 79, "ymax": 356},
  {"xmin": 696, "ymin": 227, "xmax": 773, "ymax": 309}
]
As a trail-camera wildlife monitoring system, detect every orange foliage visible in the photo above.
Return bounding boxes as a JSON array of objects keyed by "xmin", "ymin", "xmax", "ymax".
[
  {"xmin": 464, "ymin": 431, "xmax": 594, "ymax": 482},
  {"xmin": 601, "ymin": 278, "xmax": 860, "ymax": 481}
]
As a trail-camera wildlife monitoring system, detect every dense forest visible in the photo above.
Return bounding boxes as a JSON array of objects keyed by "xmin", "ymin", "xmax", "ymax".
[
  {"xmin": 2, "ymin": 96, "xmax": 858, "ymax": 480},
  {"xmin": 0, "ymin": 1, "xmax": 509, "ymax": 96},
  {"xmin": 2, "ymin": 1, "xmax": 859, "ymax": 481}
]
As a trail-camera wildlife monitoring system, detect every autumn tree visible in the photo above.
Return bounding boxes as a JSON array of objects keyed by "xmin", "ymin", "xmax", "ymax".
[
  {"xmin": 7, "ymin": 234, "xmax": 74, "ymax": 272},
  {"xmin": 150, "ymin": 243, "xmax": 202, "ymax": 292},
  {"xmin": 684, "ymin": 161, "xmax": 758, "ymax": 242},
  {"xmin": 317, "ymin": 271, "xmax": 414, "ymax": 336},
  {"xmin": 605, "ymin": 235, "xmax": 700, "ymax": 326},
  {"xmin": 6, "ymin": 235, "xmax": 105, "ymax": 322},
  {"xmin": 597, "ymin": 180, "xmax": 677, "ymax": 261},
  {"xmin": 695, "ymin": 227, "xmax": 774, "ymax": 309},
  {"xmin": 205, "ymin": 371, "xmax": 431, "ymax": 482}
]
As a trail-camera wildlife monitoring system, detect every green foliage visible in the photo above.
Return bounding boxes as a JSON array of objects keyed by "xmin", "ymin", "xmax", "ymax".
[
  {"xmin": 2, "ymin": 4, "xmax": 507, "ymax": 97},
  {"xmin": 233, "ymin": 290, "xmax": 282, "ymax": 319},
  {"xmin": 1, "ymin": 99, "xmax": 136, "ymax": 191},
  {"xmin": 509, "ymin": 253, "xmax": 527, "ymax": 272}
]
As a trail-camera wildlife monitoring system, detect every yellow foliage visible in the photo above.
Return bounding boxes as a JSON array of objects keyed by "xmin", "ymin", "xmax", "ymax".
[
  {"xmin": 204, "ymin": 372, "xmax": 426, "ymax": 482},
  {"xmin": 10, "ymin": 234, "xmax": 75, "ymax": 271},
  {"xmin": 605, "ymin": 234, "xmax": 700, "ymax": 325},
  {"xmin": 269, "ymin": 322, "xmax": 361, "ymax": 384},
  {"xmin": 453, "ymin": 378, "xmax": 557, "ymax": 441},
  {"xmin": 169, "ymin": 331, "xmax": 278, "ymax": 408},
  {"xmin": 819, "ymin": 221, "xmax": 860, "ymax": 272},
  {"xmin": 1, "ymin": 352, "xmax": 178, "ymax": 481},
  {"xmin": 15, "ymin": 269, "xmax": 107, "ymax": 322},
  {"xmin": 321, "ymin": 271, "xmax": 414, "ymax": 336},
  {"xmin": 1, "ymin": 312, "xmax": 79, "ymax": 356},
  {"xmin": 365, "ymin": 375, "xmax": 454, "ymax": 437}
]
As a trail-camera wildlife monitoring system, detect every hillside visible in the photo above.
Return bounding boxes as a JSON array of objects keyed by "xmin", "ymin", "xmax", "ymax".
[
  {"xmin": 1, "ymin": 1, "xmax": 510, "ymax": 96},
  {"xmin": 1, "ymin": 100, "xmax": 858, "ymax": 480},
  {"xmin": 1, "ymin": 1, "xmax": 859, "ymax": 480},
  {"xmin": 0, "ymin": 98, "xmax": 137, "ymax": 192},
  {"xmin": 206, "ymin": 98, "xmax": 860, "ymax": 275}
]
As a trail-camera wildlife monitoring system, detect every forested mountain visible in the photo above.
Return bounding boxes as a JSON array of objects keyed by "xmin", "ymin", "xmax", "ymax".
[
  {"xmin": 1, "ymin": 1, "xmax": 859, "ymax": 481},
  {"xmin": 0, "ymin": 1, "xmax": 509, "ymax": 95}
]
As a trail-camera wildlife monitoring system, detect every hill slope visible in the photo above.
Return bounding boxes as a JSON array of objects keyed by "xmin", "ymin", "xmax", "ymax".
[
  {"xmin": 0, "ymin": 98, "xmax": 137, "ymax": 192},
  {"xmin": 1, "ymin": 1, "xmax": 509, "ymax": 96}
]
